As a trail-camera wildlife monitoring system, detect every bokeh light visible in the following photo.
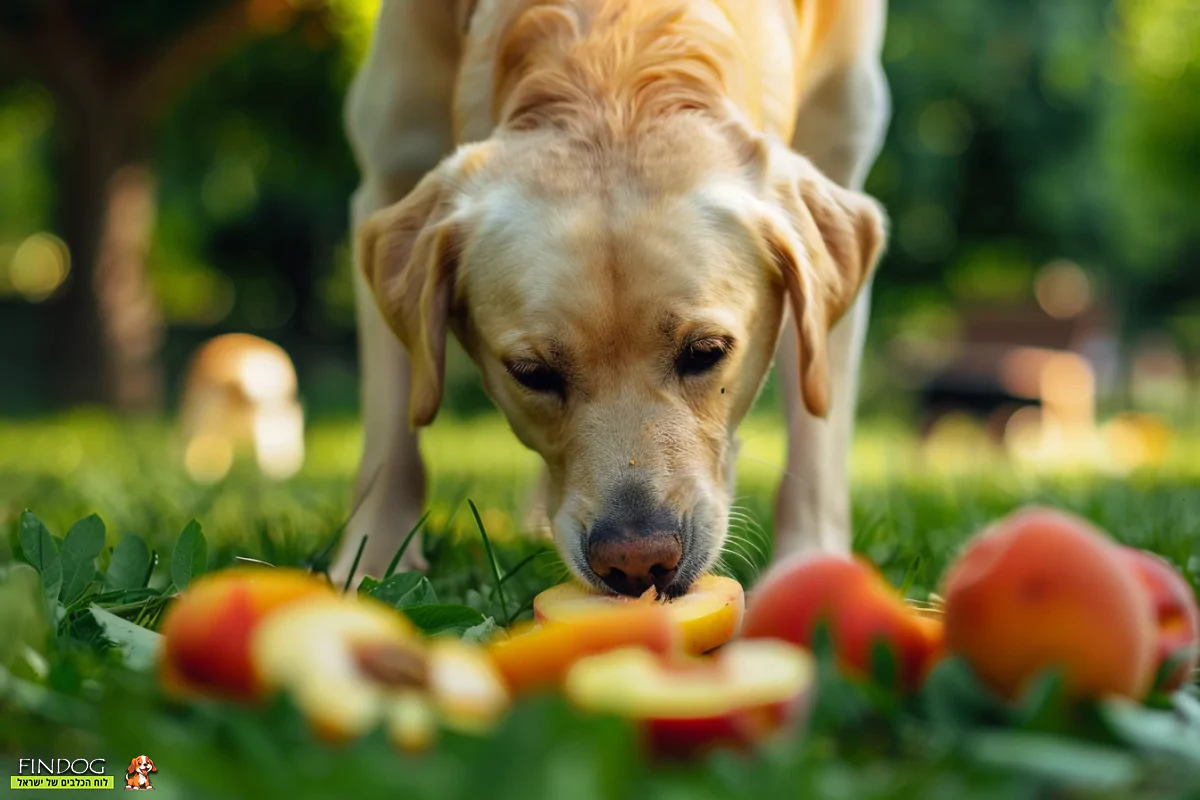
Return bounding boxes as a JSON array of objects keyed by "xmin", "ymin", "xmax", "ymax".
[
  {"xmin": 9, "ymin": 232, "xmax": 69, "ymax": 301},
  {"xmin": 1103, "ymin": 412, "xmax": 1173, "ymax": 473},
  {"xmin": 240, "ymin": 349, "xmax": 298, "ymax": 404},
  {"xmin": 1035, "ymin": 260, "xmax": 1091, "ymax": 320},
  {"xmin": 185, "ymin": 434, "xmax": 234, "ymax": 484},
  {"xmin": 253, "ymin": 403, "xmax": 305, "ymax": 480}
]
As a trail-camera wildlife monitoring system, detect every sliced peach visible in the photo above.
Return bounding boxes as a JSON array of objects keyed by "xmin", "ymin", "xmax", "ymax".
[
  {"xmin": 565, "ymin": 639, "xmax": 815, "ymax": 759},
  {"xmin": 250, "ymin": 598, "xmax": 510, "ymax": 748},
  {"xmin": 489, "ymin": 603, "xmax": 677, "ymax": 694},
  {"xmin": 1117, "ymin": 547, "xmax": 1199, "ymax": 692},
  {"xmin": 742, "ymin": 554, "xmax": 943, "ymax": 692},
  {"xmin": 426, "ymin": 638, "xmax": 510, "ymax": 733},
  {"xmin": 942, "ymin": 506, "xmax": 1157, "ymax": 700},
  {"xmin": 159, "ymin": 567, "xmax": 335, "ymax": 700},
  {"xmin": 533, "ymin": 574, "xmax": 744, "ymax": 655},
  {"xmin": 250, "ymin": 597, "xmax": 426, "ymax": 743}
]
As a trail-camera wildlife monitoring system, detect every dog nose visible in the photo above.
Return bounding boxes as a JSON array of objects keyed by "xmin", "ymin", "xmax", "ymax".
[{"xmin": 587, "ymin": 505, "xmax": 683, "ymax": 597}]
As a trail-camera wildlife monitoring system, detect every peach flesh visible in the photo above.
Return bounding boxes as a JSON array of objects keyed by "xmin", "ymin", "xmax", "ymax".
[
  {"xmin": 565, "ymin": 639, "xmax": 814, "ymax": 759},
  {"xmin": 489, "ymin": 603, "xmax": 677, "ymax": 694},
  {"xmin": 533, "ymin": 574, "xmax": 744, "ymax": 655},
  {"xmin": 250, "ymin": 598, "xmax": 423, "ymax": 742}
]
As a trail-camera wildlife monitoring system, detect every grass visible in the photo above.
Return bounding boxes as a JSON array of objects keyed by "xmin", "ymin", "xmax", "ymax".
[{"xmin": 1, "ymin": 409, "xmax": 1199, "ymax": 799}]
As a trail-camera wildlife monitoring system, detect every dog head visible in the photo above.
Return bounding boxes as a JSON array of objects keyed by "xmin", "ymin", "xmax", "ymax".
[
  {"xmin": 360, "ymin": 114, "xmax": 884, "ymax": 596},
  {"xmin": 126, "ymin": 755, "xmax": 156, "ymax": 776}
]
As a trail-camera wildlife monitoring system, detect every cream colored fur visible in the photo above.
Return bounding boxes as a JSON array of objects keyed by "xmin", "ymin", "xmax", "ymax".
[{"xmin": 332, "ymin": 0, "xmax": 890, "ymax": 590}]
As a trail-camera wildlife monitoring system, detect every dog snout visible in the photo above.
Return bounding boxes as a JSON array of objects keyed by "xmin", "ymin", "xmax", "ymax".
[{"xmin": 586, "ymin": 496, "xmax": 683, "ymax": 597}]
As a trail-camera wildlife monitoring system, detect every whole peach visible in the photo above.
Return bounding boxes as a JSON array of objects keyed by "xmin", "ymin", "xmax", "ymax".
[
  {"xmin": 742, "ymin": 554, "xmax": 943, "ymax": 692},
  {"xmin": 942, "ymin": 507, "xmax": 1157, "ymax": 700},
  {"xmin": 1117, "ymin": 547, "xmax": 1199, "ymax": 692}
]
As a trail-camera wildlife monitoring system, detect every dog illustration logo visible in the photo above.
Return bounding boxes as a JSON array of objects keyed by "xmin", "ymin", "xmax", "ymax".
[{"xmin": 124, "ymin": 755, "xmax": 156, "ymax": 790}]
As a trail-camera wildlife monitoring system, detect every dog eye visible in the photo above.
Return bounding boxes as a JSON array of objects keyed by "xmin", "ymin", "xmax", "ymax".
[
  {"xmin": 676, "ymin": 338, "xmax": 730, "ymax": 377},
  {"xmin": 507, "ymin": 361, "xmax": 565, "ymax": 396}
]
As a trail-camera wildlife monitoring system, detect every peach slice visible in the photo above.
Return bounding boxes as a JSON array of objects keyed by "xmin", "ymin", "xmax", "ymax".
[
  {"xmin": 564, "ymin": 639, "xmax": 815, "ymax": 759},
  {"xmin": 533, "ymin": 574, "xmax": 744, "ymax": 655},
  {"xmin": 941, "ymin": 506, "xmax": 1157, "ymax": 701},
  {"xmin": 1117, "ymin": 547, "xmax": 1200, "ymax": 692},
  {"xmin": 742, "ymin": 554, "xmax": 944, "ymax": 692},
  {"xmin": 250, "ymin": 598, "xmax": 510, "ymax": 748},
  {"xmin": 489, "ymin": 603, "xmax": 677, "ymax": 694},
  {"xmin": 250, "ymin": 597, "xmax": 426, "ymax": 743},
  {"xmin": 426, "ymin": 638, "xmax": 511, "ymax": 733},
  {"xmin": 159, "ymin": 567, "xmax": 335, "ymax": 700}
]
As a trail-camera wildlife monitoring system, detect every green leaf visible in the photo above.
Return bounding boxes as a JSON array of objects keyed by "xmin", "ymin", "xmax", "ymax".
[
  {"xmin": 58, "ymin": 514, "xmax": 106, "ymax": 604},
  {"xmin": 402, "ymin": 604, "xmax": 487, "ymax": 636},
  {"xmin": 1012, "ymin": 668, "xmax": 1068, "ymax": 731},
  {"xmin": 1173, "ymin": 689, "xmax": 1200, "ymax": 728},
  {"xmin": 88, "ymin": 605, "xmax": 163, "ymax": 671},
  {"xmin": 921, "ymin": 656, "xmax": 1008, "ymax": 734},
  {"xmin": 171, "ymin": 520, "xmax": 208, "ymax": 590},
  {"xmin": 462, "ymin": 617, "xmax": 500, "ymax": 644},
  {"xmin": 1099, "ymin": 696, "xmax": 1200, "ymax": 766},
  {"xmin": 105, "ymin": 534, "xmax": 152, "ymax": 591},
  {"xmin": 868, "ymin": 636, "xmax": 898, "ymax": 690},
  {"xmin": 0, "ymin": 564, "xmax": 50, "ymax": 675},
  {"xmin": 360, "ymin": 571, "xmax": 438, "ymax": 609},
  {"xmin": 18, "ymin": 511, "xmax": 62, "ymax": 609},
  {"xmin": 963, "ymin": 730, "xmax": 1141, "ymax": 790}
]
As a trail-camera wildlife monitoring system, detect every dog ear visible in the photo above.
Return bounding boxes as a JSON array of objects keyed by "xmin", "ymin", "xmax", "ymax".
[
  {"xmin": 147, "ymin": 758, "xmax": 156, "ymax": 773},
  {"xmin": 358, "ymin": 143, "xmax": 494, "ymax": 428},
  {"xmin": 749, "ymin": 141, "xmax": 887, "ymax": 418},
  {"xmin": 126, "ymin": 759, "xmax": 138, "ymax": 776}
]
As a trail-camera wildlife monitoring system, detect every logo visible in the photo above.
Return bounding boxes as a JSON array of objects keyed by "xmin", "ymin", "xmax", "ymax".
[
  {"xmin": 11, "ymin": 758, "xmax": 113, "ymax": 790},
  {"xmin": 124, "ymin": 755, "xmax": 157, "ymax": 791}
]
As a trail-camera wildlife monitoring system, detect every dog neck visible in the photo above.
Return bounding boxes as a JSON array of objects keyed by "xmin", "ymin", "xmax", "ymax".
[{"xmin": 459, "ymin": 0, "xmax": 806, "ymax": 144}]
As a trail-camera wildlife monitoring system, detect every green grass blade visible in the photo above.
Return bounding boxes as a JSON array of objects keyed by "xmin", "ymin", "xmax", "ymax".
[
  {"xmin": 498, "ymin": 548, "xmax": 555, "ymax": 588},
  {"xmin": 468, "ymin": 499, "xmax": 510, "ymax": 624},
  {"xmin": 341, "ymin": 535, "xmax": 368, "ymax": 594},
  {"xmin": 384, "ymin": 510, "xmax": 431, "ymax": 579}
]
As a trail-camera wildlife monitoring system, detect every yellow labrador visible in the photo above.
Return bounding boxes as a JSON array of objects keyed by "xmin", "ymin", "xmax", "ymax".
[{"xmin": 333, "ymin": 0, "xmax": 890, "ymax": 597}]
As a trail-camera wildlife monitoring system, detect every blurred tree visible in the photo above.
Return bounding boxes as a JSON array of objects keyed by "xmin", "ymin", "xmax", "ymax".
[{"xmin": 0, "ymin": 0, "xmax": 318, "ymax": 412}]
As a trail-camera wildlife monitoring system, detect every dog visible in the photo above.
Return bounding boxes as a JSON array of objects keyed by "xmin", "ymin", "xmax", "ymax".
[
  {"xmin": 124, "ymin": 755, "xmax": 156, "ymax": 790},
  {"xmin": 178, "ymin": 333, "xmax": 306, "ymax": 483},
  {"xmin": 332, "ymin": 0, "xmax": 890, "ymax": 597}
]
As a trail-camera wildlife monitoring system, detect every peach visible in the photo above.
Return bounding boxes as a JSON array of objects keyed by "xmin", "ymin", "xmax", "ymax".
[
  {"xmin": 742, "ymin": 554, "xmax": 943, "ymax": 692},
  {"xmin": 426, "ymin": 638, "xmax": 511, "ymax": 733},
  {"xmin": 159, "ymin": 567, "xmax": 335, "ymax": 700},
  {"xmin": 251, "ymin": 597, "xmax": 426, "ymax": 743},
  {"xmin": 941, "ymin": 506, "xmax": 1157, "ymax": 700},
  {"xmin": 250, "ymin": 598, "xmax": 511, "ymax": 748},
  {"xmin": 1117, "ymin": 547, "xmax": 1199, "ymax": 692},
  {"xmin": 565, "ymin": 639, "xmax": 815, "ymax": 759},
  {"xmin": 489, "ymin": 603, "xmax": 677, "ymax": 694},
  {"xmin": 533, "ymin": 574, "xmax": 744, "ymax": 655}
]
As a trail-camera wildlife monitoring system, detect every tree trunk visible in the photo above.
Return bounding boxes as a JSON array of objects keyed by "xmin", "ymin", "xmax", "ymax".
[{"xmin": 50, "ymin": 102, "xmax": 164, "ymax": 413}]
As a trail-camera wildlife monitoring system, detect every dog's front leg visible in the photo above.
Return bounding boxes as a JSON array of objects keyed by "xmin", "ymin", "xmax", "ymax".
[
  {"xmin": 773, "ymin": 54, "xmax": 891, "ymax": 562},
  {"xmin": 329, "ymin": 0, "xmax": 462, "ymax": 588}
]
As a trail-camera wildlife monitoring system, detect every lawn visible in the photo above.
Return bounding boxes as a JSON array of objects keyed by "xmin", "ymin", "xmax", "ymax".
[{"xmin": 2, "ymin": 410, "xmax": 1199, "ymax": 799}]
